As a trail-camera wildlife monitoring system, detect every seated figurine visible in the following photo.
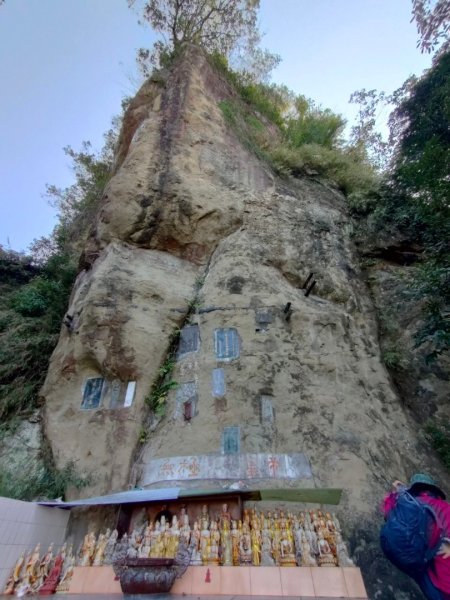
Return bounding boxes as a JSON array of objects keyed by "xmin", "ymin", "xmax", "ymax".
[{"xmin": 318, "ymin": 532, "xmax": 337, "ymax": 566}]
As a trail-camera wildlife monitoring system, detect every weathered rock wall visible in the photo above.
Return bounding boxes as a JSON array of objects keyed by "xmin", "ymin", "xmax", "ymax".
[{"xmin": 41, "ymin": 45, "xmax": 449, "ymax": 599}]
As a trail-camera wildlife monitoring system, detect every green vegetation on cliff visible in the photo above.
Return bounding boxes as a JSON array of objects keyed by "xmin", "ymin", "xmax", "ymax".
[{"xmin": 0, "ymin": 130, "xmax": 117, "ymax": 498}]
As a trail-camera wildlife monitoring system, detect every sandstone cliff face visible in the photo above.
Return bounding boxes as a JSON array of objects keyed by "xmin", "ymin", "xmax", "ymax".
[{"xmin": 41, "ymin": 46, "xmax": 449, "ymax": 599}]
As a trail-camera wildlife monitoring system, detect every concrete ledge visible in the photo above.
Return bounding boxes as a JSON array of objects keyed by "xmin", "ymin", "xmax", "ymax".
[{"xmin": 69, "ymin": 565, "xmax": 367, "ymax": 598}]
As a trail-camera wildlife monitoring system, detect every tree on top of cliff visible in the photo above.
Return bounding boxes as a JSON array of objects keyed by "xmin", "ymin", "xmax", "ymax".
[{"xmin": 128, "ymin": 0, "xmax": 279, "ymax": 80}]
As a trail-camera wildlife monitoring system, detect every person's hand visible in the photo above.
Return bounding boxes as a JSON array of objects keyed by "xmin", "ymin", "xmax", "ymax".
[
  {"xmin": 392, "ymin": 480, "xmax": 405, "ymax": 492},
  {"xmin": 437, "ymin": 542, "xmax": 450, "ymax": 559}
]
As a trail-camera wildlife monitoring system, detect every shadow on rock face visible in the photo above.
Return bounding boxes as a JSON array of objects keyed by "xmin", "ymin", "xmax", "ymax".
[{"xmin": 350, "ymin": 521, "xmax": 425, "ymax": 600}]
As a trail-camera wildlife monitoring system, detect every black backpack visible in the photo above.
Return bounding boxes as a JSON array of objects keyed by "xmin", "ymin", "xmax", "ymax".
[{"xmin": 380, "ymin": 491, "xmax": 443, "ymax": 575}]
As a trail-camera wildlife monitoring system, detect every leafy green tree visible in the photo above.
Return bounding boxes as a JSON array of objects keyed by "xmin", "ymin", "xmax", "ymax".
[
  {"xmin": 128, "ymin": 0, "xmax": 279, "ymax": 80},
  {"xmin": 374, "ymin": 50, "xmax": 450, "ymax": 359}
]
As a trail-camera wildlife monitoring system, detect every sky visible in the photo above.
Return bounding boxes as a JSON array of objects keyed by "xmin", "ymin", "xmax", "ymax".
[{"xmin": 0, "ymin": 0, "xmax": 432, "ymax": 252}]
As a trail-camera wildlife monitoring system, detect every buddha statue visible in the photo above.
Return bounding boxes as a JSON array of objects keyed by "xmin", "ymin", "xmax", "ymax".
[
  {"xmin": 139, "ymin": 527, "xmax": 152, "ymax": 558},
  {"xmin": 300, "ymin": 532, "xmax": 317, "ymax": 566},
  {"xmin": 24, "ymin": 543, "xmax": 41, "ymax": 588},
  {"xmin": 126, "ymin": 529, "xmax": 140, "ymax": 559},
  {"xmin": 306, "ymin": 524, "xmax": 319, "ymax": 556},
  {"xmin": 200, "ymin": 518, "xmax": 211, "ymax": 565},
  {"xmin": 219, "ymin": 503, "xmax": 232, "ymax": 530},
  {"xmin": 34, "ymin": 543, "xmax": 54, "ymax": 591},
  {"xmin": 293, "ymin": 525, "xmax": 304, "ymax": 565},
  {"xmin": 209, "ymin": 521, "xmax": 220, "ymax": 565},
  {"xmin": 103, "ymin": 529, "xmax": 118, "ymax": 565},
  {"xmin": 190, "ymin": 521, "xmax": 202, "ymax": 565},
  {"xmin": 150, "ymin": 526, "xmax": 164, "ymax": 558},
  {"xmin": 279, "ymin": 530, "xmax": 296, "ymax": 566},
  {"xmin": 200, "ymin": 504, "xmax": 209, "ymax": 529},
  {"xmin": 243, "ymin": 508, "xmax": 250, "ymax": 527},
  {"xmin": 93, "ymin": 533, "xmax": 107, "ymax": 566},
  {"xmin": 180, "ymin": 512, "xmax": 191, "ymax": 546},
  {"xmin": 167, "ymin": 518, "xmax": 180, "ymax": 558},
  {"xmin": 80, "ymin": 533, "xmax": 95, "ymax": 566},
  {"xmin": 56, "ymin": 553, "xmax": 75, "ymax": 593},
  {"xmin": 3, "ymin": 551, "xmax": 25, "ymax": 595},
  {"xmin": 38, "ymin": 551, "xmax": 64, "ymax": 595},
  {"xmin": 271, "ymin": 521, "xmax": 281, "ymax": 566},
  {"xmin": 335, "ymin": 532, "xmax": 355, "ymax": 567},
  {"xmin": 261, "ymin": 527, "xmax": 274, "ymax": 566},
  {"xmin": 150, "ymin": 522, "xmax": 161, "ymax": 556},
  {"xmin": 231, "ymin": 520, "xmax": 240, "ymax": 566},
  {"xmin": 112, "ymin": 533, "xmax": 128, "ymax": 564},
  {"xmin": 318, "ymin": 531, "xmax": 337, "ymax": 566},
  {"xmin": 221, "ymin": 520, "xmax": 233, "ymax": 566},
  {"xmin": 239, "ymin": 523, "xmax": 252, "ymax": 565},
  {"xmin": 251, "ymin": 526, "xmax": 261, "ymax": 566},
  {"xmin": 325, "ymin": 512, "xmax": 336, "ymax": 533}
]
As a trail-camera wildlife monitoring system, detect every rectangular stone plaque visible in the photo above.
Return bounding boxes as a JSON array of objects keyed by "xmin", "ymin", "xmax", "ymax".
[
  {"xmin": 177, "ymin": 325, "xmax": 200, "ymax": 357},
  {"xmin": 215, "ymin": 328, "xmax": 239, "ymax": 360},
  {"xmin": 124, "ymin": 381, "xmax": 136, "ymax": 407},
  {"xmin": 256, "ymin": 311, "xmax": 272, "ymax": 325},
  {"xmin": 261, "ymin": 395, "xmax": 274, "ymax": 423},
  {"xmin": 212, "ymin": 368, "xmax": 226, "ymax": 397},
  {"xmin": 222, "ymin": 426, "xmax": 240, "ymax": 454},
  {"xmin": 109, "ymin": 380, "xmax": 123, "ymax": 409},
  {"xmin": 81, "ymin": 377, "xmax": 104, "ymax": 410}
]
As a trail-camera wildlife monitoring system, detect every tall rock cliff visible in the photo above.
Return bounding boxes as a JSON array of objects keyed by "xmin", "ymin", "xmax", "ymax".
[{"xmin": 40, "ymin": 46, "xmax": 449, "ymax": 599}]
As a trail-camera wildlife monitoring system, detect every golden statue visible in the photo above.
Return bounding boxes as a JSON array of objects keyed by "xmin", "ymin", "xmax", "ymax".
[
  {"xmin": 3, "ymin": 551, "xmax": 25, "ymax": 595},
  {"xmin": 317, "ymin": 531, "xmax": 337, "ymax": 566},
  {"xmin": 251, "ymin": 526, "xmax": 261, "ymax": 566},
  {"xmin": 221, "ymin": 520, "xmax": 233, "ymax": 566},
  {"xmin": 231, "ymin": 520, "xmax": 240, "ymax": 566}
]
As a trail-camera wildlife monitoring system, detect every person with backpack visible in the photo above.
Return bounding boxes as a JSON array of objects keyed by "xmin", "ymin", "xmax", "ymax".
[{"xmin": 381, "ymin": 474, "xmax": 450, "ymax": 600}]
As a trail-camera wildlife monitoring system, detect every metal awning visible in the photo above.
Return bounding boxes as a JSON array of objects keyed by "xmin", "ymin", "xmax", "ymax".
[{"xmin": 38, "ymin": 487, "xmax": 342, "ymax": 509}]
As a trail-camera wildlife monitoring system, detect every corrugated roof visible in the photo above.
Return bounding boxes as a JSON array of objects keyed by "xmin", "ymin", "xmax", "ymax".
[
  {"xmin": 38, "ymin": 488, "xmax": 181, "ymax": 508},
  {"xmin": 37, "ymin": 487, "xmax": 342, "ymax": 509}
]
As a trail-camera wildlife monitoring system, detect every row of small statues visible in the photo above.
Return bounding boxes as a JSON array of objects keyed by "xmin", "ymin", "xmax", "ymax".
[
  {"xmin": 3, "ymin": 542, "xmax": 76, "ymax": 596},
  {"xmin": 4, "ymin": 504, "xmax": 355, "ymax": 595},
  {"xmin": 78, "ymin": 504, "xmax": 354, "ymax": 568}
]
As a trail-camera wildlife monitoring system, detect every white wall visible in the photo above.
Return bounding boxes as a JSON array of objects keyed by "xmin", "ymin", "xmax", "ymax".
[{"xmin": 0, "ymin": 497, "xmax": 69, "ymax": 590}]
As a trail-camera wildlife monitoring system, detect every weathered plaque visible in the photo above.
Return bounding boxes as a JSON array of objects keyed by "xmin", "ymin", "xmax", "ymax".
[
  {"xmin": 222, "ymin": 426, "xmax": 240, "ymax": 454},
  {"xmin": 256, "ymin": 311, "xmax": 272, "ymax": 325},
  {"xmin": 214, "ymin": 328, "xmax": 239, "ymax": 360},
  {"xmin": 177, "ymin": 325, "xmax": 200, "ymax": 357},
  {"xmin": 261, "ymin": 395, "xmax": 274, "ymax": 423},
  {"xmin": 211, "ymin": 368, "xmax": 226, "ymax": 397},
  {"xmin": 140, "ymin": 452, "xmax": 313, "ymax": 485},
  {"xmin": 124, "ymin": 381, "xmax": 136, "ymax": 407},
  {"xmin": 109, "ymin": 380, "xmax": 123, "ymax": 409},
  {"xmin": 81, "ymin": 377, "xmax": 104, "ymax": 409}
]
